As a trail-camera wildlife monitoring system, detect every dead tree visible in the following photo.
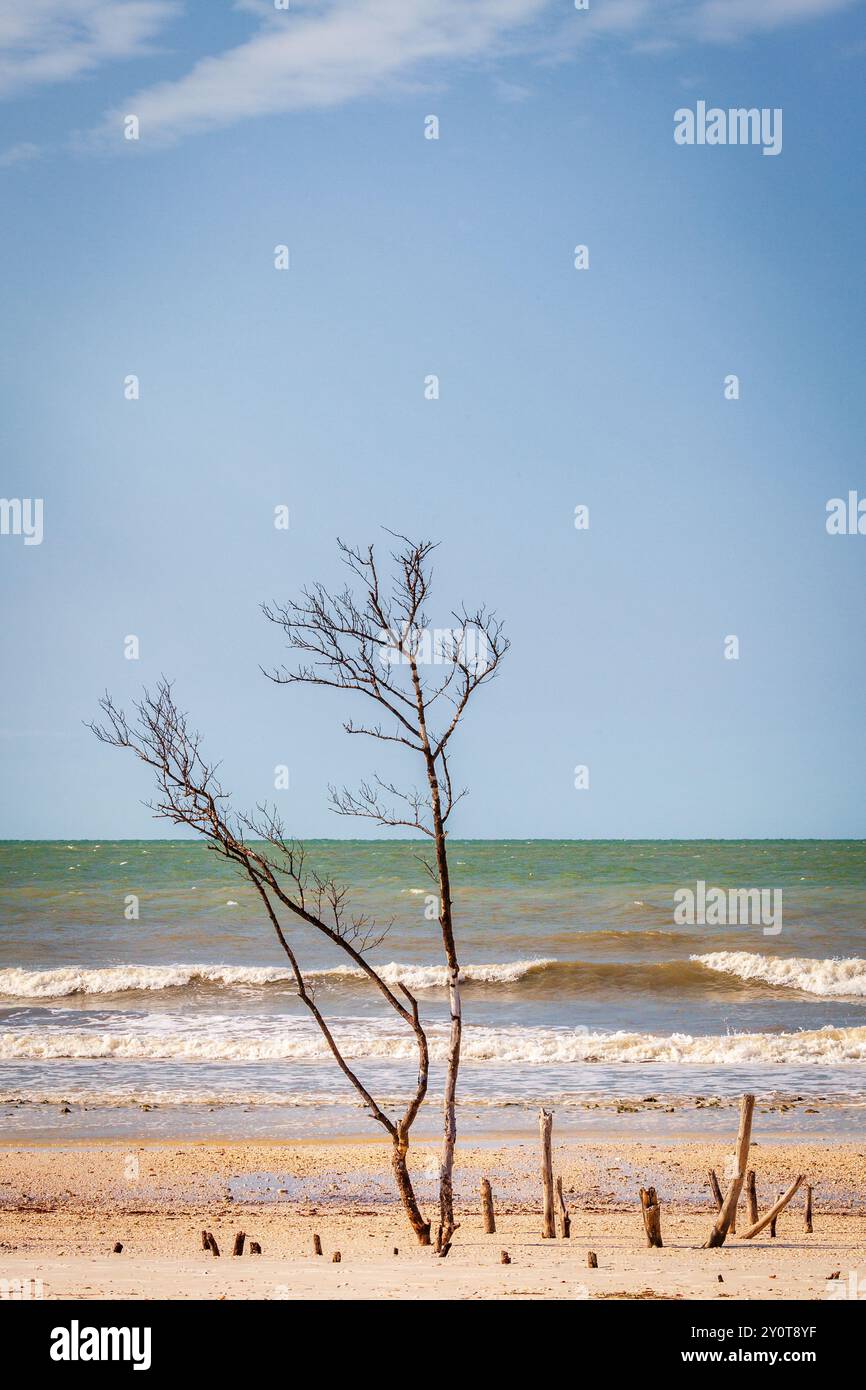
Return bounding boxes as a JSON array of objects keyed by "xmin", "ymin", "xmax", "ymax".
[
  {"xmin": 89, "ymin": 682, "xmax": 432, "ymax": 1244},
  {"xmin": 702, "ymin": 1094, "xmax": 755, "ymax": 1249},
  {"xmin": 262, "ymin": 534, "xmax": 508, "ymax": 1253}
]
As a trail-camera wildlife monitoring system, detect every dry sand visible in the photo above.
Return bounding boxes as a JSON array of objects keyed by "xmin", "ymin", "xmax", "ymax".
[{"xmin": 1, "ymin": 1137, "xmax": 863, "ymax": 1300}]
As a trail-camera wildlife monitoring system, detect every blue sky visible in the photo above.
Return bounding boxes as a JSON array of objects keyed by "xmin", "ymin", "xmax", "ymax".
[{"xmin": 1, "ymin": 0, "xmax": 865, "ymax": 839}]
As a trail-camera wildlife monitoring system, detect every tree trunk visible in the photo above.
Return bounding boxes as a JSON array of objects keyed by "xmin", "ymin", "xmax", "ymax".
[
  {"xmin": 746, "ymin": 1169, "xmax": 758, "ymax": 1226},
  {"xmin": 640, "ymin": 1186, "xmax": 663, "ymax": 1248},
  {"xmin": 392, "ymin": 1139, "xmax": 431, "ymax": 1245},
  {"xmin": 481, "ymin": 1178, "xmax": 496, "ymax": 1234},
  {"xmin": 739, "ymin": 1176, "xmax": 804, "ymax": 1240},
  {"xmin": 436, "ymin": 965, "xmax": 461, "ymax": 1253},
  {"xmin": 540, "ymin": 1109, "xmax": 555, "ymax": 1238},
  {"xmin": 804, "ymin": 1184, "xmax": 813, "ymax": 1234},
  {"xmin": 703, "ymin": 1094, "xmax": 755, "ymax": 1248}
]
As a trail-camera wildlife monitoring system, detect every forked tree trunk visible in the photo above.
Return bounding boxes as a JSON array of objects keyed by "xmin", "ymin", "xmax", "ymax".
[
  {"xmin": 703, "ymin": 1094, "xmax": 755, "ymax": 1249},
  {"xmin": 392, "ymin": 1140, "xmax": 431, "ymax": 1245},
  {"xmin": 739, "ymin": 1176, "xmax": 804, "ymax": 1240}
]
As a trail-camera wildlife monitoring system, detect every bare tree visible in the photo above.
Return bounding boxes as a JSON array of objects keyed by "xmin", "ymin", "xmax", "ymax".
[
  {"xmin": 262, "ymin": 534, "xmax": 509, "ymax": 1251},
  {"xmin": 89, "ymin": 680, "xmax": 433, "ymax": 1244}
]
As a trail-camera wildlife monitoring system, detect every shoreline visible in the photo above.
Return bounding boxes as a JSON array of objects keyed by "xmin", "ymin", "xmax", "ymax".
[{"xmin": 1, "ymin": 1136, "xmax": 862, "ymax": 1300}]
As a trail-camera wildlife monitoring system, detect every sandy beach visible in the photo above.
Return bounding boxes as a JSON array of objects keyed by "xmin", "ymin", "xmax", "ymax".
[{"xmin": 1, "ymin": 1136, "xmax": 862, "ymax": 1300}]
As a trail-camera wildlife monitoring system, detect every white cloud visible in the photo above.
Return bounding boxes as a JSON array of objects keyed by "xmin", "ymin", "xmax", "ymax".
[{"xmin": 0, "ymin": 0, "xmax": 178, "ymax": 96}]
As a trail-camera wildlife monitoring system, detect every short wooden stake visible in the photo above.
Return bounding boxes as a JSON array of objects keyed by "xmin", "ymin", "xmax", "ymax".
[
  {"xmin": 207, "ymin": 1232, "xmax": 220, "ymax": 1257},
  {"xmin": 500, "ymin": 1250, "xmax": 511, "ymax": 1264},
  {"xmin": 112, "ymin": 1242, "xmax": 123, "ymax": 1254},
  {"xmin": 481, "ymin": 1178, "xmax": 496, "ymax": 1234},
  {"xmin": 249, "ymin": 1241, "xmax": 262, "ymax": 1255},
  {"xmin": 708, "ymin": 1169, "xmax": 723, "ymax": 1211},
  {"xmin": 200, "ymin": 1230, "xmax": 210, "ymax": 1251},
  {"xmin": 539, "ymin": 1108, "xmax": 555, "ymax": 1238},
  {"xmin": 639, "ymin": 1186, "xmax": 663, "ymax": 1248},
  {"xmin": 332, "ymin": 1251, "xmax": 341, "ymax": 1263},
  {"xmin": 746, "ymin": 1169, "xmax": 758, "ymax": 1227},
  {"xmin": 587, "ymin": 1251, "xmax": 598, "ymax": 1269},
  {"xmin": 556, "ymin": 1176, "xmax": 571, "ymax": 1238},
  {"xmin": 313, "ymin": 1233, "xmax": 323, "ymax": 1256},
  {"xmin": 232, "ymin": 1231, "xmax": 246, "ymax": 1256},
  {"xmin": 804, "ymin": 1184, "xmax": 813, "ymax": 1234}
]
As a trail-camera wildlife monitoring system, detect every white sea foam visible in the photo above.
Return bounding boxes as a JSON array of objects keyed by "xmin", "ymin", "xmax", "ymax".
[
  {"xmin": 691, "ymin": 951, "xmax": 866, "ymax": 999},
  {"xmin": 1, "ymin": 1020, "xmax": 864, "ymax": 1065},
  {"xmin": 0, "ymin": 958, "xmax": 555, "ymax": 999}
]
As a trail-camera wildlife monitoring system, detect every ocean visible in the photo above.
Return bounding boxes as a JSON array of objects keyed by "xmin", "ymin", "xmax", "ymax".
[{"xmin": 1, "ymin": 840, "xmax": 864, "ymax": 1141}]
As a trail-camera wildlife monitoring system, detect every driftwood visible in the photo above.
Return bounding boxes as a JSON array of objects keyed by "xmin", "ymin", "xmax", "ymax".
[
  {"xmin": 112, "ymin": 1242, "xmax": 123, "ymax": 1254},
  {"xmin": 587, "ymin": 1250, "xmax": 598, "ymax": 1269},
  {"xmin": 708, "ymin": 1169, "xmax": 723, "ymax": 1210},
  {"xmin": 481, "ymin": 1178, "xmax": 496, "ymax": 1234},
  {"xmin": 200, "ymin": 1230, "xmax": 210, "ymax": 1251},
  {"xmin": 540, "ymin": 1109, "xmax": 555, "ymax": 1238},
  {"xmin": 500, "ymin": 1250, "xmax": 511, "ymax": 1264},
  {"xmin": 703, "ymin": 1094, "xmax": 755, "ymax": 1248},
  {"xmin": 206, "ymin": 1232, "xmax": 220, "ymax": 1257},
  {"xmin": 556, "ymin": 1176, "xmax": 571, "ymax": 1238},
  {"xmin": 770, "ymin": 1192, "xmax": 781, "ymax": 1238},
  {"xmin": 746, "ymin": 1169, "xmax": 758, "ymax": 1226},
  {"xmin": 639, "ymin": 1186, "xmax": 663, "ymax": 1248},
  {"xmin": 232, "ymin": 1231, "xmax": 246, "ymax": 1256},
  {"xmin": 313, "ymin": 1233, "xmax": 323, "ymax": 1256},
  {"xmin": 804, "ymin": 1184, "xmax": 813, "ymax": 1234},
  {"xmin": 332, "ymin": 1251, "xmax": 341, "ymax": 1263},
  {"xmin": 739, "ymin": 1176, "xmax": 804, "ymax": 1240},
  {"xmin": 249, "ymin": 1241, "xmax": 262, "ymax": 1255}
]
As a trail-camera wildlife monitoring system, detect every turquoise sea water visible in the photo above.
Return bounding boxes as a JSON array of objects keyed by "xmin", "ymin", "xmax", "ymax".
[{"xmin": 0, "ymin": 840, "xmax": 864, "ymax": 1139}]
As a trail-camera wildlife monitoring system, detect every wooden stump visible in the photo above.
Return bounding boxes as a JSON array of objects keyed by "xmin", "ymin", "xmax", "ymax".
[
  {"xmin": 639, "ymin": 1186, "xmax": 663, "ymax": 1248},
  {"xmin": 112, "ymin": 1242, "xmax": 123, "ymax": 1254},
  {"xmin": 500, "ymin": 1250, "xmax": 511, "ymax": 1264},
  {"xmin": 587, "ymin": 1251, "xmax": 598, "ymax": 1269},
  {"xmin": 746, "ymin": 1169, "xmax": 758, "ymax": 1226},
  {"xmin": 703, "ymin": 1094, "xmax": 755, "ymax": 1249},
  {"xmin": 232, "ymin": 1231, "xmax": 246, "ymax": 1256},
  {"xmin": 313, "ymin": 1233, "xmax": 323, "ymax": 1257},
  {"xmin": 539, "ymin": 1108, "xmax": 555, "ymax": 1239},
  {"xmin": 200, "ymin": 1230, "xmax": 210, "ymax": 1251},
  {"xmin": 332, "ymin": 1251, "xmax": 341, "ymax": 1263},
  {"xmin": 249, "ymin": 1241, "xmax": 262, "ymax": 1255},
  {"xmin": 708, "ymin": 1169, "xmax": 723, "ymax": 1211},
  {"xmin": 481, "ymin": 1178, "xmax": 496, "ymax": 1234},
  {"xmin": 206, "ymin": 1232, "xmax": 220, "ymax": 1257},
  {"xmin": 556, "ymin": 1176, "xmax": 571, "ymax": 1239},
  {"xmin": 804, "ymin": 1184, "xmax": 813, "ymax": 1234}
]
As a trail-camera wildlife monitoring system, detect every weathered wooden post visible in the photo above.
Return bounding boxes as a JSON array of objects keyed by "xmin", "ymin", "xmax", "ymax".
[
  {"xmin": 708, "ymin": 1169, "xmax": 723, "ymax": 1211},
  {"xmin": 540, "ymin": 1109, "xmax": 556, "ymax": 1238},
  {"xmin": 481, "ymin": 1178, "xmax": 496, "ymax": 1234},
  {"xmin": 232, "ymin": 1231, "xmax": 246, "ymax": 1256},
  {"xmin": 640, "ymin": 1186, "xmax": 663, "ymax": 1248},
  {"xmin": 804, "ymin": 1184, "xmax": 813, "ymax": 1234},
  {"xmin": 249, "ymin": 1241, "xmax": 262, "ymax": 1255},
  {"xmin": 702, "ymin": 1093, "xmax": 755, "ymax": 1249},
  {"xmin": 556, "ymin": 1176, "xmax": 571, "ymax": 1238},
  {"xmin": 587, "ymin": 1250, "xmax": 598, "ymax": 1268},
  {"xmin": 313, "ymin": 1233, "xmax": 323, "ymax": 1256},
  {"xmin": 746, "ymin": 1169, "xmax": 758, "ymax": 1226}
]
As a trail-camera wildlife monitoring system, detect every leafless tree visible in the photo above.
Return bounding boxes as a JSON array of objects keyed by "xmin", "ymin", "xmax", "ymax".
[
  {"xmin": 262, "ymin": 534, "xmax": 509, "ymax": 1251},
  {"xmin": 89, "ymin": 680, "xmax": 433, "ymax": 1244}
]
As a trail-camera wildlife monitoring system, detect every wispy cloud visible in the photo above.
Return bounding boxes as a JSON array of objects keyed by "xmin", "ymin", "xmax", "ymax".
[
  {"xmin": 0, "ymin": 139, "xmax": 43, "ymax": 167},
  {"xmin": 1, "ymin": 0, "xmax": 861, "ymax": 149},
  {"xmin": 0, "ymin": 0, "xmax": 178, "ymax": 97}
]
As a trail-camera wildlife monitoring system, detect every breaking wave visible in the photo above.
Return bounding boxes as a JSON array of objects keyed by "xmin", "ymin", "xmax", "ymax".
[{"xmin": 691, "ymin": 952, "xmax": 866, "ymax": 999}]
